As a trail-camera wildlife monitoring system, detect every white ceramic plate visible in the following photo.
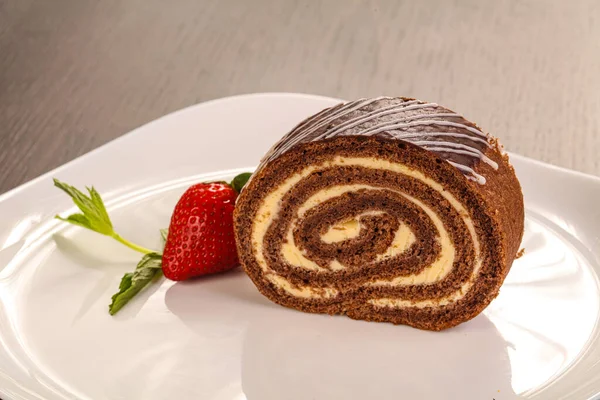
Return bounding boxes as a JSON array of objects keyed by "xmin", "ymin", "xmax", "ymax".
[{"xmin": 1, "ymin": 93, "xmax": 599, "ymax": 400}]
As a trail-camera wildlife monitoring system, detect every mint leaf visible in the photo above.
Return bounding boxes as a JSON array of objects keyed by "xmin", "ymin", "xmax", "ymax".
[
  {"xmin": 54, "ymin": 179, "xmax": 156, "ymax": 255},
  {"xmin": 160, "ymin": 228, "xmax": 168, "ymax": 243},
  {"xmin": 109, "ymin": 252, "xmax": 163, "ymax": 315},
  {"xmin": 54, "ymin": 179, "xmax": 165, "ymax": 315},
  {"xmin": 230, "ymin": 172, "xmax": 252, "ymax": 193},
  {"xmin": 54, "ymin": 179, "xmax": 114, "ymax": 236}
]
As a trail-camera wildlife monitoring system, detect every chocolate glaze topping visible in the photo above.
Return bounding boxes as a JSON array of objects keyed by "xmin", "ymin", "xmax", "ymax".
[{"xmin": 258, "ymin": 97, "xmax": 498, "ymax": 184}]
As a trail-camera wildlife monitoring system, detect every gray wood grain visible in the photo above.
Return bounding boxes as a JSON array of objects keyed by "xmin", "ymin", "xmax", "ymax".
[{"xmin": 1, "ymin": 0, "xmax": 599, "ymax": 195}]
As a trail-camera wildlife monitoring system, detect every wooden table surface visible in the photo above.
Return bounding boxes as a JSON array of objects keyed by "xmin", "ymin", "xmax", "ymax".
[{"xmin": 1, "ymin": 0, "xmax": 599, "ymax": 195}]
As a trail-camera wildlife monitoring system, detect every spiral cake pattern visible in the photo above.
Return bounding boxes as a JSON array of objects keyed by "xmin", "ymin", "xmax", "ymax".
[{"xmin": 234, "ymin": 97, "xmax": 524, "ymax": 330}]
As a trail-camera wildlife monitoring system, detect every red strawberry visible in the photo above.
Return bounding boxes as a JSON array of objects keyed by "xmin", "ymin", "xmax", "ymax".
[{"xmin": 162, "ymin": 178, "xmax": 247, "ymax": 281}]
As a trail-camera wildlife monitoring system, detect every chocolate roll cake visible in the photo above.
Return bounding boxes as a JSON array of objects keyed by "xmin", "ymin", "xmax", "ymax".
[{"xmin": 234, "ymin": 97, "xmax": 524, "ymax": 331}]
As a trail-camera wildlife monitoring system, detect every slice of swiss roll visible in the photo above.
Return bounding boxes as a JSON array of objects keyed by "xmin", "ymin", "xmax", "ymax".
[{"xmin": 234, "ymin": 97, "xmax": 524, "ymax": 331}]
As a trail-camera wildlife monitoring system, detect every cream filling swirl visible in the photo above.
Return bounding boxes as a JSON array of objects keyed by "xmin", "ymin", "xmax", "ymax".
[{"xmin": 251, "ymin": 156, "xmax": 481, "ymax": 307}]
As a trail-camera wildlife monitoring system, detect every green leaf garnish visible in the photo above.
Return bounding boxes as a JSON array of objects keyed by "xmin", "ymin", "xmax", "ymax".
[
  {"xmin": 55, "ymin": 178, "xmax": 163, "ymax": 315},
  {"xmin": 230, "ymin": 172, "xmax": 252, "ymax": 193},
  {"xmin": 54, "ymin": 178, "xmax": 154, "ymax": 254},
  {"xmin": 109, "ymin": 252, "xmax": 163, "ymax": 315},
  {"xmin": 54, "ymin": 179, "xmax": 114, "ymax": 235}
]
